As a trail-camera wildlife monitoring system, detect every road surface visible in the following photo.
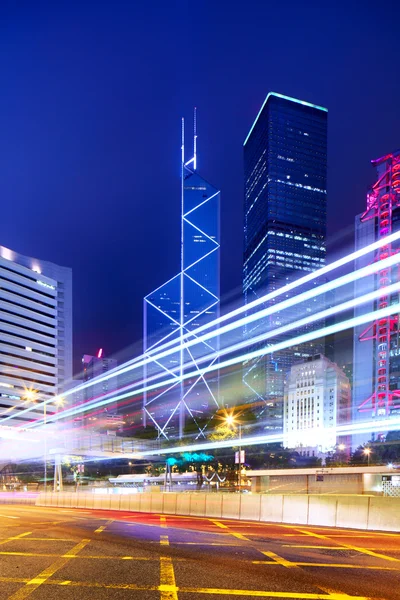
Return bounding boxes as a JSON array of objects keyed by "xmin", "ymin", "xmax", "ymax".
[{"xmin": 0, "ymin": 504, "xmax": 399, "ymax": 599}]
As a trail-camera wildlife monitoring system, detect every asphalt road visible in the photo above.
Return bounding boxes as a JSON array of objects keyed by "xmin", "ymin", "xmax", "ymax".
[{"xmin": 0, "ymin": 504, "xmax": 399, "ymax": 599}]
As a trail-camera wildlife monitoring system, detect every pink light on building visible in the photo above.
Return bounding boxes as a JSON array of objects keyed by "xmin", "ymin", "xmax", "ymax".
[{"xmin": 358, "ymin": 151, "xmax": 400, "ymax": 419}]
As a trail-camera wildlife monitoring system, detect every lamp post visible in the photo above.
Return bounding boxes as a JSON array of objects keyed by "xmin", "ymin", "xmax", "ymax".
[
  {"xmin": 225, "ymin": 414, "xmax": 242, "ymax": 492},
  {"xmin": 364, "ymin": 447, "xmax": 371, "ymax": 467}
]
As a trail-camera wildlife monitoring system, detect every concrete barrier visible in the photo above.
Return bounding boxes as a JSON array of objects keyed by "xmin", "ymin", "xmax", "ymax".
[
  {"xmin": 336, "ymin": 496, "xmax": 369, "ymax": 530},
  {"xmin": 190, "ymin": 494, "xmax": 206, "ymax": 517},
  {"xmin": 308, "ymin": 495, "xmax": 337, "ymax": 527},
  {"xmin": 119, "ymin": 495, "xmax": 130, "ymax": 511},
  {"xmin": 205, "ymin": 494, "xmax": 222, "ymax": 519},
  {"xmin": 260, "ymin": 494, "xmax": 283, "ymax": 523},
  {"xmin": 221, "ymin": 493, "xmax": 240, "ymax": 519},
  {"xmin": 85, "ymin": 494, "xmax": 94, "ymax": 509},
  {"xmin": 282, "ymin": 495, "xmax": 309, "ymax": 525},
  {"xmin": 150, "ymin": 493, "xmax": 164, "ymax": 513},
  {"xmin": 110, "ymin": 495, "xmax": 121, "ymax": 511},
  {"xmin": 176, "ymin": 493, "xmax": 191, "ymax": 516},
  {"xmin": 367, "ymin": 496, "xmax": 400, "ymax": 532},
  {"xmin": 128, "ymin": 494, "xmax": 141, "ymax": 512},
  {"xmin": 240, "ymin": 493, "xmax": 261, "ymax": 521},
  {"xmin": 163, "ymin": 493, "xmax": 177, "ymax": 515},
  {"xmin": 33, "ymin": 492, "xmax": 400, "ymax": 532}
]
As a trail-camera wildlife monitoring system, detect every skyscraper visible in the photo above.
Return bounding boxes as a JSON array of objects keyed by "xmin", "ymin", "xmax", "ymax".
[
  {"xmin": 0, "ymin": 245, "xmax": 72, "ymax": 428},
  {"xmin": 353, "ymin": 150, "xmax": 400, "ymax": 448},
  {"xmin": 243, "ymin": 92, "xmax": 328, "ymax": 430},
  {"xmin": 143, "ymin": 112, "xmax": 220, "ymax": 438}
]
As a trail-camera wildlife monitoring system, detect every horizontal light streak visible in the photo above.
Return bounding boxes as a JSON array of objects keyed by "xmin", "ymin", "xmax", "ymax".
[
  {"xmin": 19, "ymin": 228, "xmax": 400, "ymax": 418},
  {"xmin": 25, "ymin": 297, "xmax": 400, "ymax": 430},
  {"xmin": 11, "ymin": 233, "xmax": 399, "ymax": 428}
]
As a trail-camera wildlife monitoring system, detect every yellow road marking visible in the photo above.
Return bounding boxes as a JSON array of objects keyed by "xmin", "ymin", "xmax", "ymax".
[
  {"xmin": 7, "ymin": 538, "xmax": 91, "ymax": 600},
  {"xmin": 167, "ymin": 589, "xmax": 370, "ymax": 599},
  {"xmin": 295, "ymin": 527, "xmax": 400, "ymax": 563},
  {"xmin": 212, "ymin": 520, "xmax": 229, "ymax": 529},
  {"xmin": 261, "ymin": 550, "xmax": 298, "ymax": 568},
  {"xmin": 296, "ymin": 529, "xmax": 329, "ymax": 540},
  {"xmin": 95, "ymin": 519, "xmax": 114, "ymax": 533},
  {"xmin": 0, "ymin": 550, "xmax": 155, "ymax": 560},
  {"xmin": 160, "ymin": 516, "xmax": 167, "ymax": 529},
  {"xmin": 211, "ymin": 520, "xmax": 249, "ymax": 540},
  {"xmin": 0, "ymin": 576, "xmax": 379, "ymax": 598},
  {"xmin": 0, "ymin": 531, "xmax": 32, "ymax": 546},
  {"xmin": 159, "ymin": 534, "xmax": 178, "ymax": 600},
  {"xmin": 253, "ymin": 560, "xmax": 400, "ymax": 570}
]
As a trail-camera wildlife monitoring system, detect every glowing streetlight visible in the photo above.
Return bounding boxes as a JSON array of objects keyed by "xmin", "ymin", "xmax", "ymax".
[
  {"xmin": 225, "ymin": 414, "xmax": 235, "ymax": 427},
  {"xmin": 224, "ymin": 413, "xmax": 243, "ymax": 492},
  {"xmin": 23, "ymin": 389, "xmax": 37, "ymax": 402},
  {"xmin": 338, "ymin": 444, "xmax": 346, "ymax": 452},
  {"xmin": 364, "ymin": 447, "xmax": 372, "ymax": 467}
]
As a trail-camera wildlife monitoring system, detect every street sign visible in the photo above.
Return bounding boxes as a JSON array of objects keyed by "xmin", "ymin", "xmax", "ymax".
[{"xmin": 235, "ymin": 450, "xmax": 245, "ymax": 464}]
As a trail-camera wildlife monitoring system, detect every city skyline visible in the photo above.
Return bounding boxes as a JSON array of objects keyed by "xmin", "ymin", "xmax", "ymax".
[{"xmin": 0, "ymin": 2, "xmax": 398, "ymax": 371}]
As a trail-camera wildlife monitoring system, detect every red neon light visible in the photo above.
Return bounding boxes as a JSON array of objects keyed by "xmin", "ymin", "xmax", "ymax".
[{"xmin": 358, "ymin": 153, "xmax": 400, "ymax": 423}]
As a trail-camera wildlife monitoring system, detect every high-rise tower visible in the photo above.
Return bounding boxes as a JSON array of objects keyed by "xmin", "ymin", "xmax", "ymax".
[
  {"xmin": 143, "ymin": 110, "xmax": 220, "ymax": 438},
  {"xmin": 353, "ymin": 150, "xmax": 400, "ymax": 447},
  {"xmin": 243, "ymin": 92, "xmax": 328, "ymax": 431},
  {"xmin": 0, "ymin": 245, "xmax": 72, "ymax": 428}
]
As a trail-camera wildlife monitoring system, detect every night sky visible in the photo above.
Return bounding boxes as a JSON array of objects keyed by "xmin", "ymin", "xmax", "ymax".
[{"xmin": 0, "ymin": 1, "xmax": 399, "ymax": 375}]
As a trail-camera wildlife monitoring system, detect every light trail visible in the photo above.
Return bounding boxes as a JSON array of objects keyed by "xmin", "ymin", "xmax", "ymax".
[
  {"xmin": 6, "ymin": 228, "xmax": 398, "ymax": 426},
  {"xmin": 23, "ymin": 297, "xmax": 400, "ymax": 430},
  {"xmin": 6, "ymin": 235, "xmax": 400, "ymax": 427},
  {"xmin": 39, "ymin": 278, "xmax": 400, "ymax": 428}
]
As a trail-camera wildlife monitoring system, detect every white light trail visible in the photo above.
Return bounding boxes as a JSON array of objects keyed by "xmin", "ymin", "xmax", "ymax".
[
  {"xmin": 24, "ymin": 297, "xmax": 400, "ymax": 430},
  {"xmin": 8, "ymin": 231, "xmax": 400, "ymax": 428}
]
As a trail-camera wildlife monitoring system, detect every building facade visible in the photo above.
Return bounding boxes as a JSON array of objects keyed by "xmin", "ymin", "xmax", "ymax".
[
  {"xmin": 79, "ymin": 352, "xmax": 120, "ymax": 431},
  {"xmin": 143, "ymin": 113, "xmax": 220, "ymax": 438},
  {"xmin": 243, "ymin": 92, "xmax": 328, "ymax": 431},
  {"xmin": 0, "ymin": 245, "xmax": 72, "ymax": 428},
  {"xmin": 283, "ymin": 354, "xmax": 351, "ymax": 454},
  {"xmin": 353, "ymin": 150, "xmax": 400, "ymax": 448}
]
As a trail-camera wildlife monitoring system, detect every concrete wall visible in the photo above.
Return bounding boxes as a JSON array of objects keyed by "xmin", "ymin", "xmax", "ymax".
[
  {"xmin": 0, "ymin": 492, "xmax": 37, "ymax": 505},
  {"xmin": 253, "ymin": 473, "xmax": 363, "ymax": 494},
  {"xmin": 35, "ymin": 492, "xmax": 400, "ymax": 532}
]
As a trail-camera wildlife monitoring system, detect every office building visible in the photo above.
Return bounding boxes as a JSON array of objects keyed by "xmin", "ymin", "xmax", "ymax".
[
  {"xmin": 283, "ymin": 354, "xmax": 351, "ymax": 454},
  {"xmin": 79, "ymin": 351, "xmax": 120, "ymax": 431},
  {"xmin": 143, "ymin": 111, "xmax": 220, "ymax": 438},
  {"xmin": 243, "ymin": 92, "xmax": 328, "ymax": 430},
  {"xmin": 353, "ymin": 150, "xmax": 400, "ymax": 448},
  {"xmin": 0, "ymin": 245, "xmax": 72, "ymax": 428}
]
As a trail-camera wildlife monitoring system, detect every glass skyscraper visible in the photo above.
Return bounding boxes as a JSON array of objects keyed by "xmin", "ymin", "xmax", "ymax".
[
  {"xmin": 243, "ymin": 92, "xmax": 328, "ymax": 431},
  {"xmin": 143, "ymin": 114, "xmax": 220, "ymax": 438}
]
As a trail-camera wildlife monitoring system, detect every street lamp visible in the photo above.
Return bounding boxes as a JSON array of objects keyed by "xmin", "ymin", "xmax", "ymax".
[
  {"xmin": 338, "ymin": 444, "xmax": 346, "ymax": 452},
  {"xmin": 224, "ymin": 413, "xmax": 242, "ymax": 492},
  {"xmin": 364, "ymin": 447, "xmax": 372, "ymax": 467}
]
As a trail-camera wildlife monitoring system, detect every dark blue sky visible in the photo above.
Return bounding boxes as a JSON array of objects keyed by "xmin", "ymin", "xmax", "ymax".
[{"xmin": 0, "ymin": 1, "xmax": 399, "ymax": 373}]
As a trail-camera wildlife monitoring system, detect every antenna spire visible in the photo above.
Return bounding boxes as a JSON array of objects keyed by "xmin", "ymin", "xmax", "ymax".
[
  {"xmin": 193, "ymin": 107, "xmax": 197, "ymax": 171},
  {"xmin": 181, "ymin": 117, "xmax": 185, "ymax": 165}
]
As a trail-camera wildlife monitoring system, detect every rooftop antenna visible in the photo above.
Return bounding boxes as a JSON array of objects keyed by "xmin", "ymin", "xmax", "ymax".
[
  {"xmin": 181, "ymin": 117, "xmax": 185, "ymax": 165},
  {"xmin": 193, "ymin": 107, "xmax": 197, "ymax": 171}
]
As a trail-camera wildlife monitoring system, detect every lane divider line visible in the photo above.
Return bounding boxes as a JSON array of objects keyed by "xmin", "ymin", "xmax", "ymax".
[
  {"xmin": 6, "ymin": 538, "xmax": 91, "ymax": 600},
  {"xmin": 94, "ymin": 519, "xmax": 114, "ymax": 533},
  {"xmin": 159, "ymin": 534, "xmax": 178, "ymax": 600}
]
